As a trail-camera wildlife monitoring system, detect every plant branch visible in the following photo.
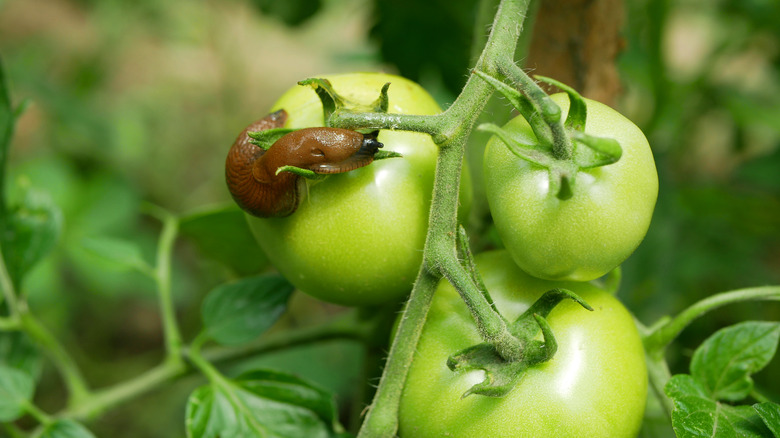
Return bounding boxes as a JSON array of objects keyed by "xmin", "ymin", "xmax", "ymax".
[
  {"xmin": 330, "ymin": 112, "xmax": 444, "ymax": 141},
  {"xmin": 56, "ymin": 313, "xmax": 369, "ymax": 421},
  {"xmin": 0, "ymin": 315, "xmax": 19, "ymax": 330},
  {"xmin": 439, "ymin": 256, "xmax": 523, "ymax": 361},
  {"xmin": 357, "ymin": 269, "xmax": 440, "ymax": 438},
  {"xmin": 0, "ymin": 241, "xmax": 19, "ymax": 316},
  {"xmin": 357, "ymin": 1, "xmax": 534, "ymax": 436},
  {"xmin": 61, "ymin": 360, "xmax": 186, "ymax": 421},
  {"xmin": 146, "ymin": 205, "xmax": 185, "ymax": 365},
  {"xmin": 643, "ymin": 286, "xmax": 780, "ymax": 358},
  {"xmin": 18, "ymin": 304, "xmax": 91, "ymax": 406}
]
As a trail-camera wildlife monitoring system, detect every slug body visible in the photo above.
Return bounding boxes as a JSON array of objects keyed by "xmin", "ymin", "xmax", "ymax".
[{"xmin": 226, "ymin": 109, "xmax": 383, "ymax": 217}]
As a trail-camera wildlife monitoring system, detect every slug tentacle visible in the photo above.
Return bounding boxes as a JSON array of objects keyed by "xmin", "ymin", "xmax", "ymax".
[{"xmin": 225, "ymin": 110, "xmax": 384, "ymax": 218}]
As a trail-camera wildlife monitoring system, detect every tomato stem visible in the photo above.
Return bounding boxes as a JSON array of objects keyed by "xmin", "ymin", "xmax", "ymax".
[
  {"xmin": 356, "ymin": 0, "xmax": 535, "ymax": 435},
  {"xmin": 642, "ymin": 286, "xmax": 780, "ymax": 357},
  {"xmin": 144, "ymin": 204, "xmax": 186, "ymax": 369}
]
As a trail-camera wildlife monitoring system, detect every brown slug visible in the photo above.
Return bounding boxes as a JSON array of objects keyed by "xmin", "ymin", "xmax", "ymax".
[{"xmin": 226, "ymin": 109, "xmax": 383, "ymax": 217}]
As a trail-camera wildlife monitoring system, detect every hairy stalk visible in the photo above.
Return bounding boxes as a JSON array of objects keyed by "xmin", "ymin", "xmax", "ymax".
[
  {"xmin": 497, "ymin": 60, "xmax": 572, "ymax": 159},
  {"xmin": 357, "ymin": 1, "xmax": 533, "ymax": 436},
  {"xmin": 439, "ymin": 259, "xmax": 521, "ymax": 361}
]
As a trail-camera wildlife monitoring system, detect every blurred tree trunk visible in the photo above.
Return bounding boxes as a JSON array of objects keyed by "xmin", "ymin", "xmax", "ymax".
[{"xmin": 526, "ymin": 0, "xmax": 625, "ymax": 106}]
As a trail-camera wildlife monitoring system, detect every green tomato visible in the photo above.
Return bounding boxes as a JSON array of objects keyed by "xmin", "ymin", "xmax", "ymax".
[
  {"xmin": 484, "ymin": 93, "xmax": 658, "ymax": 281},
  {"xmin": 247, "ymin": 72, "xmax": 471, "ymax": 306},
  {"xmin": 399, "ymin": 250, "xmax": 647, "ymax": 438}
]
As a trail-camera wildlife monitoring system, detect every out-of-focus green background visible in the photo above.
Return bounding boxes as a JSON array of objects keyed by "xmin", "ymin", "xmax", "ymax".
[{"xmin": 1, "ymin": 0, "xmax": 778, "ymax": 436}]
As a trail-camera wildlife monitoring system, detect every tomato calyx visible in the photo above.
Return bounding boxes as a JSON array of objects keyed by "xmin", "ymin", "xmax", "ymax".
[
  {"xmin": 474, "ymin": 71, "xmax": 623, "ymax": 200},
  {"xmin": 298, "ymin": 77, "xmax": 390, "ymax": 129},
  {"xmin": 298, "ymin": 77, "xmax": 403, "ymax": 165},
  {"xmin": 447, "ymin": 288, "xmax": 592, "ymax": 398}
]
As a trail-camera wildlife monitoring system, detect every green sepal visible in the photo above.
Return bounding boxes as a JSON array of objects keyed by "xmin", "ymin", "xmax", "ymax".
[
  {"xmin": 478, "ymin": 123, "xmax": 553, "ymax": 168},
  {"xmin": 247, "ymin": 128, "xmax": 296, "ymax": 150},
  {"xmin": 447, "ymin": 289, "xmax": 591, "ymax": 398},
  {"xmin": 535, "ymin": 75, "xmax": 587, "ymax": 132},
  {"xmin": 474, "ymin": 70, "xmax": 554, "ymax": 148},
  {"xmin": 448, "ymin": 313, "xmax": 559, "ymax": 398},
  {"xmin": 298, "ymin": 78, "xmax": 343, "ymax": 123},
  {"xmin": 299, "ymin": 78, "xmax": 391, "ymax": 127},
  {"xmin": 373, "ymin": 150, "xmax": 403, "ymax": 160},
  {"xmin": 447, "ymin": 343, "xmax": 528, "ymax": 398},
  {"xmin": 474, "ymin": 70, "xmax": 535, "ymax": 121},
  {"xmin": 510, "ymin": 288, "xmax": 592, "ymax": 337},
  {"xmin": 370, "ymin": 82, "xmax": 391, "ymax": 113},
  {"xmin": 275, "ymin": 165, "xmax": 326, "ymax": 181},
  {"xmin": 572, "ymin": 131, "xmax": 623, "ymax": 168}
]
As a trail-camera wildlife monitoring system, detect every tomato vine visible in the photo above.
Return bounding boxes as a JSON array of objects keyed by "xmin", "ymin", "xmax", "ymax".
[{"xmin": 0, "ymin": 0, "xmax": 779, "ymax": 437}]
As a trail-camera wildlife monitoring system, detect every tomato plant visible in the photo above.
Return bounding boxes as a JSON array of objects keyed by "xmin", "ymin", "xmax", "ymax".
[
  {"xmin": 245, "ymin": 72, "xmax": 471, "ymax": 306},
  {"xmin": 484, "ymin": 93, "xmax": 658, "ymax": 282},
  {"xmin": 3, "ymin": 1, "xmax": 780, "ymax": 438},
  {"xmin": 399, "ymin": 250, "xmax": 647, "ymax": 438}
]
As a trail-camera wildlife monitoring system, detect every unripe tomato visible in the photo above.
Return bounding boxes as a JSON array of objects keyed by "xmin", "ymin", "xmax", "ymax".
[
  {"xmin": 399, "ymin": 250, "xmax": 647, "ymax": 437},
  {"xmin": 484, "ymin": 93, "xmax": 657, "ymax": 281},
  {"xmin": 246, "ymin": 72, "xmax": 471, "ymax": 306}
]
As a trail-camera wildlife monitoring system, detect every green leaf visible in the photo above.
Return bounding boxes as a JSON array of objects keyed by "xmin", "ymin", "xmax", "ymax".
[
  {"xmin": 185, "ymin": 370, "xmax": 339, "ymax": 438},
  {"xmin": 665, "ymin": 375, "xmax": 772, "ymax": 437},
  {"xmin": 1, "ymin": 183, "xmax": 62, "ymax": 288},
  {"xmin": 201, "ymin": 275, "xmax": 294, "ymax": 345},
  {"xmin": 477, "ymin": 123, "xmax": 553, "ymax": 168},
  {"xmin": 0, "ymin": 363, "xmax": 35, "ymax": 421},
  {"xmin": 690, "ymin": 321, "xmax": 780, "ymax": 401},
  {"xmin": 247, "ymin": 127, "xmax": 296, "ymax": 151},
  {"xmin": 179, "ymin": 204, "xmax": 269, "ymax": 275},
  {"xmin": 276, "ymin": 165, "xmax": 326, "ymax": 180},
  {"xmin": 34, "ymin": 419, "xmax": 97, "ymax": 438},
  {"xmin": 754, "ymin": 402, "xmax": 780, "ymax": 437},
  {"xmin": 80, "ymin": 236, "xmax": 153, "ymax": 276},
  {"xmin": 235, "ymin": 369, "xmax": 339, "ymax": 428},
  {"xmin": 0, "ymin": 331, "xmax": 43, "ymax": 381}
]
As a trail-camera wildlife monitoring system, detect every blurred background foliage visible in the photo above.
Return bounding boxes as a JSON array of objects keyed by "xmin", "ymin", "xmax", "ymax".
[{"xmin": 0, "ymin": 0, "xmax": 778, "ymax": 436}]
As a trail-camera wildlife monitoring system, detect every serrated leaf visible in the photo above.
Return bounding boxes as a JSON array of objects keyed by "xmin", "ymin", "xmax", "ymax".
[
  {"xmin": 179, "ymin": 205, "xmax": 269, "ymax": 275},
  {"xmin": 34, "ymin": 419, "xmax": 97, "ymax": 438},
  {"xmin": 81, "ymin": 236, "xmax": 153, "ymax": 275},
  {"xmin": 0, "ymin": 363, "xmax": 35, "ymax": 421},
  {"xmin": 1, "ymin": 184, "xmax": 62, "ymax": 288},
  {"xmin": 201, "ymin": 275, "xmax": 294, "ymax": 345},
  {"xmin": 185, "ymin": 371, "xmax": 336, "ymax": 438},
  {"xmin": 666, "ymin": 374, "xmax": 774, "ymax": 437},
  {"xmin": 754, "ymin": 402, "xmax": 780, "ymax": 437},
  {"xmin": 691, "ymin": 321, "xmax": 780, "ymax": 401},
  {"xmin": 0, "ymin": 331, "xmax": 43, "ymax": 381}
]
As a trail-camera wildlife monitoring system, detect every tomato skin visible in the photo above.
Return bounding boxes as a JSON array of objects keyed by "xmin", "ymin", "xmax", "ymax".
[
  {"xmin": 399, "ymin": 250, "xmax": 647, "ymax": 438},
  {"xmin": 484, "ymin": 93, "xmax": 658, "ymax": 281},
  {"xmin": 246, "ymin": 73, "xmax": 471, "ymax": 306}
]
